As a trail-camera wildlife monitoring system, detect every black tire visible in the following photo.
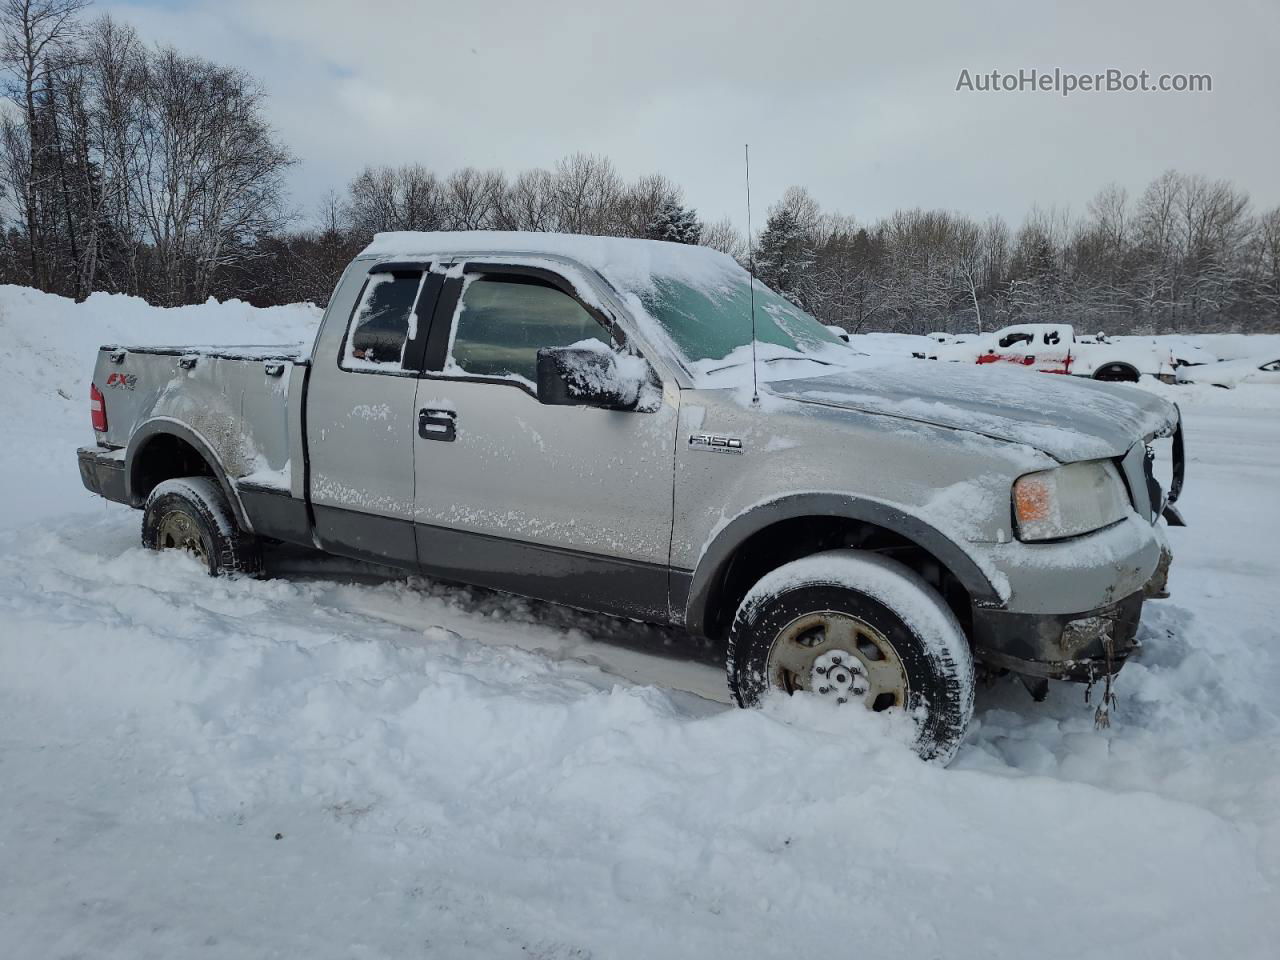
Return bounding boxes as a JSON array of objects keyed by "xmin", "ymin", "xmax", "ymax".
[
  {"xmin": 727, "ymin": 550, "xmax": 974, "ymax": 763},
  {"xmin": 141, "ymin": 476, "xmax": 260, "ymax": 576},
  {"xmin": 1093, "ymin": 363, "xmax": 1140, "ymax": 382}
]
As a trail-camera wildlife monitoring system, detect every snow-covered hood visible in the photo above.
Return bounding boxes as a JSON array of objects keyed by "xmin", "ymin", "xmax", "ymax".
[{"xmin": 770, "ymin": 361, "xmax": 1178, "ymax": 462}]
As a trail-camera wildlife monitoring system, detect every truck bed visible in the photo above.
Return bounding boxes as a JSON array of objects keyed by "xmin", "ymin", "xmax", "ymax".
[{"xmin": 86, "ymin": 341, "xmax": 312, "ymax": 523}]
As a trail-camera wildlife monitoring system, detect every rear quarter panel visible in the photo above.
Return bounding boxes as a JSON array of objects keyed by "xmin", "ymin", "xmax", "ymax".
[{"xmin": 94, "ymin": 347, "xmax": 304, "ymax": 494}]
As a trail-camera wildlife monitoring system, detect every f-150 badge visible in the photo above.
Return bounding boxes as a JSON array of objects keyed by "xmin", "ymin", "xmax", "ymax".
[{"xmin": 689, "ymin": 433, "xmax": 743, "ymax": 454}]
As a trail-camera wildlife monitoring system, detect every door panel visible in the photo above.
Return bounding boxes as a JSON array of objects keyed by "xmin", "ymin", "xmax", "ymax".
[
  {"xmin": 306, "ymin": 261, "xmax": 441, "ymax": 567},
  {"xmin": 412, "ymin": 266, "xmax": 678, "ymax": 619}
]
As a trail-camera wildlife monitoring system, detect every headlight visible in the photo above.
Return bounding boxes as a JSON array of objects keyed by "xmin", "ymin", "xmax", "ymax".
[{"xmin": 1012, "ymin": 460, "xmax": 1130, "ymax": 541}]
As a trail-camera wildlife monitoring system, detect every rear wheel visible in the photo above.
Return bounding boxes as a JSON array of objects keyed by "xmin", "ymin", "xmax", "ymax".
[
  {"xmin": 1093, "ymin": 363, "xmax": 1139, "ymax": 382},
  {"xmin": 142, "ymin": 476, "xmax": 260, "ymax": 576},
  {"xmin": 726, "ymin": 550, "xmax": 974, "ymax": 763}
]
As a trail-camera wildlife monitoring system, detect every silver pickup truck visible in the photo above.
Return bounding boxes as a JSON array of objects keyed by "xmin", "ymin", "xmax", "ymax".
[{"xmin": 77, "ymin": 231, "xmax": 1185, "ymax": 762}]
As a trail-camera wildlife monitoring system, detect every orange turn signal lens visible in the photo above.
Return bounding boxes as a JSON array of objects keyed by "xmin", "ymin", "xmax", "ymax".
[{"xmin": 1013, "ymin": 473, "xmax": 1053, "ymax": 525}]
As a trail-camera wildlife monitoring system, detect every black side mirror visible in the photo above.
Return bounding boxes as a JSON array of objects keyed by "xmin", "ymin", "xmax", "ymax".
[{"xmin": 536, "ymin": 345, "xmax": 646, "ymax": 411}]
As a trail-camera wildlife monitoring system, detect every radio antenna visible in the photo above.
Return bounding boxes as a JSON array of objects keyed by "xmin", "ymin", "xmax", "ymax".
[{"xmin": 744, "ymin": 143, "xmax": 760, "ymax": 404}]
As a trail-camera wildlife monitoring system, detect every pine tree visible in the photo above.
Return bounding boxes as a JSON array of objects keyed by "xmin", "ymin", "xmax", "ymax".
[
  {"xmin": 754, "ymin": 205, "xmax": 814, "ymax": 305},
  {"xmin": 646, "ymin": 199, "xmax": 701, "ymax": 245}
]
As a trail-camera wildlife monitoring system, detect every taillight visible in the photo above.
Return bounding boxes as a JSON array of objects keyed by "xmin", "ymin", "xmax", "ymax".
[{"xmin": 90, "ymin": 382, "xmax": 107, "ymax": 432}]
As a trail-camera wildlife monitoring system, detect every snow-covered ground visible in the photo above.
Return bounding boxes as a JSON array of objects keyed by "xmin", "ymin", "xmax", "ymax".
[{"xmin": 2, "ymin": 285, "xmax": 1278, "ymax": 958}]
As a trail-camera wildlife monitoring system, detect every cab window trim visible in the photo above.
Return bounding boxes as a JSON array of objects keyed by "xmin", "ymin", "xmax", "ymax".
[
  {"xmin": 336, "ymin": 262, "xmax": 440, "ymax": 377},
  {"xmin": 421, "ymin": 262, "xmax": 635, "ymax": 397}
]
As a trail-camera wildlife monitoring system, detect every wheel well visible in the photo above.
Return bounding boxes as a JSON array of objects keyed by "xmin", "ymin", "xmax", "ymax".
[
  {"xmin": 702, "ymin": 516, "xmax": 975, "ymax": 640},
  {"xmin": 1093, "ymin": 362, "xmax": 1140, "ymax": 382},
  {"xmin": 130, "ymin": 434, "xmax": 217, "ymax": 505}
]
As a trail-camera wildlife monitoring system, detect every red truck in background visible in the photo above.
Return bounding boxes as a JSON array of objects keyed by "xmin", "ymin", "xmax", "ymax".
[{"xmin": 975, "ymin": 324, "xmax": 1075, "ymax": 375}]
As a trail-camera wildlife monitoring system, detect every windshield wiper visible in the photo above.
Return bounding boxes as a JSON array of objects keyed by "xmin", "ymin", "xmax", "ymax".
[
  {"xmin": 761, "ymin": 354, "xmax": 834, "ymax": 366},
  {"xmin": 705, "ymin": 350, "xmax": 834, "ymax": 375}
]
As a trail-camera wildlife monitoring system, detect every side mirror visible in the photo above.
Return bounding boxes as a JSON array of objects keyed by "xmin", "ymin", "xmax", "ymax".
[{"xmin": 536, "ymin": 344, "xmax": 647, "ymax": 411}]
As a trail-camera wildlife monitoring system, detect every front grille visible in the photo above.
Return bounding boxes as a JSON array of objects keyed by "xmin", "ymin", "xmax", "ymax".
[{"xmin": 1144, "ymin": 435, "xmax": 1174, "ymax": 521}]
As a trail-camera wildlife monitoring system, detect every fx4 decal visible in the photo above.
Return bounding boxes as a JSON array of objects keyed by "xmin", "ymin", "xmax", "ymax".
[
  {"xmin": 105, "ymin": 372, "xmax": 137, "ymax": 390},
  {"xmin": 689, "ymin": 433, "xmax": 743, "ymax": 454}
]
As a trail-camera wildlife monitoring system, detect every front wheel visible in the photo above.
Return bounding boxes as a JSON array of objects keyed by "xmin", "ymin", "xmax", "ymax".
[
  {"xmin": 726, "ymin": 550, "xmax": 975, "ymax": 763},
  {"xmin": 142, "ymin": 476, "xmax": 260, "ymax": 576}
]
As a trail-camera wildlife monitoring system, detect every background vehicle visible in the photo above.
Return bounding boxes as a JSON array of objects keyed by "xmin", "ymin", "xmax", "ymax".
[
  {"xmin": 938, "ymin": 323, "xmax": 1212, "ymax": 382},
  {"xmin": 1177, "ymin": 355, "xmax": 1280, "ymax": 388},
  {"xmin": 77, "ymin": 232, "xmax": 1184, "ymax": 763},
  {"xmin": 974, "ymin": 323, "xmax": 1075, "ymax": 374}
]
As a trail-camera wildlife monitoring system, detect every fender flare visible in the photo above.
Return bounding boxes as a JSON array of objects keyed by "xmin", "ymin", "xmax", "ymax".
[
  {"xmin": 125, "ymin": 417, "xmax": 253, "ymax": 532},
  {"xmin": 682, "ymin": 492, "xmax": 1004, "ymax": 637}
]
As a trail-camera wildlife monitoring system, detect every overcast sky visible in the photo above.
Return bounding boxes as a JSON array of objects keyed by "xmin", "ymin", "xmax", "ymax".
[{"xmin": 103, "ymin": 0, "xmax": 1279, "ymax": 232}]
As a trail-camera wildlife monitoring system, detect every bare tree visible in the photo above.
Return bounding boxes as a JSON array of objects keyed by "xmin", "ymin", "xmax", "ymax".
[
  {"xmin": 549, "ymin": 153, "xmax": 623, "ymax": 235},
  {"xmin": 79, "ymin": 14, "xmax": 146, "ymax": 294},
  {"xmin": 0, "ymin": 0, "xmax": 89, "ymax": 288},
  {"xmin": 345, "ymin": 164, "xmax": 442, "ymax": 240},
  {"xmin": 698, "ymin": 216, "xmax": 744, "ymax": 260},
  {"xmin": 496, "ymin": 167, "xmax": 555, "ymax": 231},
  {"xmin": 124, "ymin": 47, "xmax": 292, "ymax": 303},
  {"xmin": 949, "ymin": 216, "xmax": 986, "ymax": 332},
  {"xmin": 615, "ymin": 172, "xmax": 682, "ymax": 238},
  {"xmin": 441, "ymin": 166, "xmax": 503, "ymax": 230}
]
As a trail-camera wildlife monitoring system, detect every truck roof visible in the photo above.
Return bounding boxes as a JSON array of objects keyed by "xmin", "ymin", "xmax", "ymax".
[{"xmin": 361, "ymin": 230, "xmax": 744, "ymax": 297}]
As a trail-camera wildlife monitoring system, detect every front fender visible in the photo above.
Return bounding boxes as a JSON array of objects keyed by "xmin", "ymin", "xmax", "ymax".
[{"xmin": 680, "ymin": 492, "xmax": 1005, "ymax": 637}]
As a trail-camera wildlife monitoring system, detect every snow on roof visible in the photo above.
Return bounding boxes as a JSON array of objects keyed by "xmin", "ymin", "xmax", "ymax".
[{"xmin": 361, "ymin": 231, "xmax": 745, "ymax": 295}]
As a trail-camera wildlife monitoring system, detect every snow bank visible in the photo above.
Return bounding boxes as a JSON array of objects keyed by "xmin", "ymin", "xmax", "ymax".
[{"xmin": 0, "ymin": 285, "xmax": 319, "ymax": 525}]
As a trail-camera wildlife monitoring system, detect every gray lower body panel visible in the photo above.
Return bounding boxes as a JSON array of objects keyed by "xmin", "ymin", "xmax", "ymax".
[
  {"xmin": 77, "ymin": 447, "xmax": 128, "ymax": 504},
  {"xmin": 239, "ymin": 484, "xmax": 313, "ymax": 548},
  {"xmin": 971, "ymin": 591, "xmax": 1145, "ymax": 681},
  {"xmin": 415, "ymin": 521, "xmax": 670, "ymax": 622}
]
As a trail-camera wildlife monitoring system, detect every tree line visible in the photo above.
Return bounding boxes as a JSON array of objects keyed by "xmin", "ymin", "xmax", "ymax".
[
  {"xmin": 753, "ymin": 176, "xmax": 1280, "ymax": 335},
  {"xmin": 2, "ymin": 0, "xmax": 1277, "ymax": 334}
]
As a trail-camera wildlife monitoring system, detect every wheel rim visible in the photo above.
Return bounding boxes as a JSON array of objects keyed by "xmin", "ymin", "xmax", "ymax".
[
  {"xmin": 766, "ymin": 611, "xmax": 908, "ymax": 710},
  {"xmin": 156, "ymin": 510, "xmax": 209, "ymax": 566}
]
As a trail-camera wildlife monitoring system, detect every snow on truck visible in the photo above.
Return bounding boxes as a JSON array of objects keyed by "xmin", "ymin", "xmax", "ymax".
[{"xmin": 77, "ymin": 232, "xmax": 1186, "ymax": 762}]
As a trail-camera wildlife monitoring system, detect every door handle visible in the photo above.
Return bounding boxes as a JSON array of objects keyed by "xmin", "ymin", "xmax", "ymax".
[{"xmin": 418, "ymin": 408, "xmax": 456, "ymax": 441}]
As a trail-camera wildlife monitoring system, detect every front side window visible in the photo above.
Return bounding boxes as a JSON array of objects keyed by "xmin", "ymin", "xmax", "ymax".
[
  {"xmin": 999, "ymin": 332, "xmax": 1033, "ymax": 349},
  {"xmin": 447, "ymin": 276, "xmax": 611, "ymax": 385},
  {"xmin": 342, "ymin": 271, "xmax": 423, "ymax": 370}
]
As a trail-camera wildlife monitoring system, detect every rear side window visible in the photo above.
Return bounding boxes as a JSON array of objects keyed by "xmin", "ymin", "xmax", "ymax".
[
  {"xmin": 342, "ymin": 272, "xmax": 423, "ymax": 371},
  {"xmin": 447, "ymin": 276, "xmax": 610, "ymax": 385}
]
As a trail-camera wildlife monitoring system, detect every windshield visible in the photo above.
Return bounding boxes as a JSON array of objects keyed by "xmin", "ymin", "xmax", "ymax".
[{"xmin": 635, "ymin": 271, "xmax": 842, "ymax": 365}]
